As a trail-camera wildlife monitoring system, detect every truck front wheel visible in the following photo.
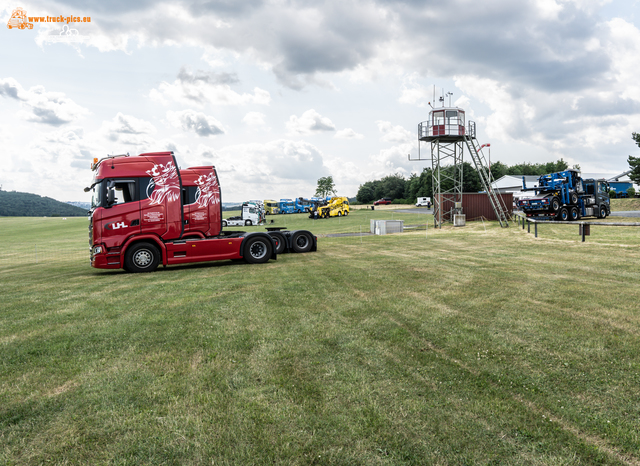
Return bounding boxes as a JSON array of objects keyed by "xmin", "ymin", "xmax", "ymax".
[
  {"xmin": 598, "ymin": 205, "xmax": 607, "ymax": 219},
  {"xmin": 292, "ymin": 232, "xmax": 313, "ymax": 253},
  {"xmin": 244, "ymin": 236, "xmax": 272, "ymax": 264},
  {"xmin": 245, "ymin": 220, "xmax": 252, "ymax": 226},
  {"xmin": 125, "ymin": 242, "xmax": 160, "ymax": 273},
  {"xmin": 551, "ymin": 197, "xmax": 561, "ymax": 211},
  {"xmin": 222, "ymin": 220, "xmax": 227, "ymax": 227}
]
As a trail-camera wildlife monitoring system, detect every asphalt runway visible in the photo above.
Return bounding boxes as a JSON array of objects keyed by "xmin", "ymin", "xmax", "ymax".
[
  {"xmin": 393, "ymin": 208, "xmax": 432, "ymax": 214},
  {"xmin": 610, "ymin": 211, "xmax": 640, "ymax": 217},
  {"xmin": 393, "ymin": 208, "xmax": 640, "ymax": 217}
]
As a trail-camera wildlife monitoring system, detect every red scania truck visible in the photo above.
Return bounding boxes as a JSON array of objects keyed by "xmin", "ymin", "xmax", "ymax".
[{"xmin": 86, "ymin": 152, "xmax": 316, "ymax": 272}]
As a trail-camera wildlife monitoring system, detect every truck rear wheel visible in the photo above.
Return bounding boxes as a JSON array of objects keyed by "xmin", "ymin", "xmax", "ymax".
[
  {"xmin": 551, "ymin": 197, "xmax": 561, "ymax": 211},
  {"xmin": 557, "ymin": 207, "xmax": 569, "ymax": 221},
  {"xmin": 292, "ymin": 232, "xmax": 313, "ymax": 253},
  {"xmin": 125, "ymin": 242, "xmax": 160, "ymax": 273},
  {"xmin": 244, "ymin": 236, "xmax": 272, "ymax": 264},
  {"xmin": 569, "ymin": 206, "xmax": 579, "ymax": 221},
  {"xmin": 269, "ymin": 232, "xmax": 286, "ymax": 254}
]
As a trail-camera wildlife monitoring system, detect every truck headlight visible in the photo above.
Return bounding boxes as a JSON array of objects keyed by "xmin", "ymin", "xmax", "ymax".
[{"xmin": 92, "ymin": 246, "xmax": 103, "ymax": 255}]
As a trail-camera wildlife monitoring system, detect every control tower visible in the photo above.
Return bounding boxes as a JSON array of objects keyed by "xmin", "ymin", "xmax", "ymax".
[{"xmin": 410, "ymin": 103, "xmax": 510, "ymax": 228}]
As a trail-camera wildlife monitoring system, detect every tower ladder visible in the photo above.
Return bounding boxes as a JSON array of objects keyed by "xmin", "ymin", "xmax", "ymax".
[{"xmin": 463, "ymin": 135, "xmax": 511, "ymax": 227}]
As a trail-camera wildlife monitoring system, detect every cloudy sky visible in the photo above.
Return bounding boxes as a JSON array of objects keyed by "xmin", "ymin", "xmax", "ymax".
[{"xmin": 1, "ymin": 0, "xmax": 640, "ymax": 203}]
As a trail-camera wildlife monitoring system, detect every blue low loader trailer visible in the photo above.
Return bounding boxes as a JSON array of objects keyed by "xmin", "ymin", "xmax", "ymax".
[{"xmin": 516, "ymin": 169, "xmax": 611, "ymax": 221}]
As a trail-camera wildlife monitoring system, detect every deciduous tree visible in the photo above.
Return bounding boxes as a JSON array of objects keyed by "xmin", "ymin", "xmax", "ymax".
[
  {"xmin": 628, "ymin": 133, "xmax": 640, "ymax": 185},
  {"xmin": 315, "ymin": 176, "xmax": 336, "ymax": 198}
]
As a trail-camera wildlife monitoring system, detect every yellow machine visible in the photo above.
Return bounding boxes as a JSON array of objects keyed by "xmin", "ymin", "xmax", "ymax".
[
  {"xmin": 311, "ymin": 197, "xmax": 350, "ymax": 218},
  {"xmin": 264, "ymin": 199, "xmax": 280, "ymax": 215}
]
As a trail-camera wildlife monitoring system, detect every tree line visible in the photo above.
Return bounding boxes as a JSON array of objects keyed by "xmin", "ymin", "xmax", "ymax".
[
  {"xmin": 356, "ymin": 159, "xmax": 569, "ymax": 204},
  {"xmin": 0, "ymin": 191, "xmax": 88, "ymax": 217}
]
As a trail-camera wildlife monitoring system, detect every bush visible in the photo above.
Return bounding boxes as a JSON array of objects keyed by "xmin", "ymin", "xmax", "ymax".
[
  {"xmin": 609, "ymin": 190, "xmax": 618, "ymax": 199},
  {"xmin": 391, "ymin": 198, "xmax": 409, "ymax": 204},
  {"xmin": 627, "ymin": 187, "xmax": 636, "ymax": 198}
]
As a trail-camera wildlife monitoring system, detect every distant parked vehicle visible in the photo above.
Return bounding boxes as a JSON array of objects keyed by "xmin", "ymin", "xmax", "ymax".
[
  {"xmin": 309, "ymin": 197, "xmax": 350, "ymax": 218},
  {"xmin": 279, "ymin": 199, "xmax": 296, "ymax": 214},
  {"xmin": 294, "ymin": 197, "xmax": 312, "ymax": 213},
  {"xmin": 264, "ymin": 199, "xmax": 280, "ymax": 215},
  {"xmin": 415, "ymin": 197, "xmax": 431, "ymax": 207},
  {"xmin": 373, "ymin": 198, "xmax": 392, "ymax": 206}
]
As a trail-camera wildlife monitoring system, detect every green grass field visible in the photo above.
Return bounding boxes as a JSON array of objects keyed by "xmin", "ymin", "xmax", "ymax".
[{"xmin": 2, "ymin": 210, "xmax": 640, "ymax": 465}]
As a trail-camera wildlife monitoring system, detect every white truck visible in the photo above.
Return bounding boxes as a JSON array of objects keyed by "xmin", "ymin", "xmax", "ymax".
[
  {"xmin": 415, "ymin": 197, "xmax": 431, "ymax": 207},
  {"xmin": 222, "ymin": 202, "xmax": 265, "ymax": 227}
]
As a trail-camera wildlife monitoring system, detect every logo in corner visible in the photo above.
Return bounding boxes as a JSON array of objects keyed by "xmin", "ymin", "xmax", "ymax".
[
  {"xmin": 7, "ymin": 7, "xmax": 33, "ymax": 30},
  {"xmin": 105, "ymin": 221, "xmax": 129, "ymax": 231}
]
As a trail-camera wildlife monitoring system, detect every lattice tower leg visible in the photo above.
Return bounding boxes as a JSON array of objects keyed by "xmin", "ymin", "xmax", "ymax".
[{"xmin": 431, "ymin": 140, "xmax": 464, "ymax": 228}]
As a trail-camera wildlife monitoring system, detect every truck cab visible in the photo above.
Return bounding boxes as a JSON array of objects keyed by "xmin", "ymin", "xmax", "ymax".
[
  {"xmin": 279, "ymin": 199, "xmax": 295, "ymax": 214},
  {"xmin": 264, "ymin": 199, "xmax": 280, "ymax": 215},
  {"xmin": 222, "ymin": 202, "xmax": 264, "ymax": 227},
  {"xmin": 294, "ymin": 198, "xmax": 312, "ymax": 213}
]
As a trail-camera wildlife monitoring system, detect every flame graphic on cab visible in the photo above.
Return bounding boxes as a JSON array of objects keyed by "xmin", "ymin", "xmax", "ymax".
[
  {"xmin": 194, "ymin": 173, "xmax": 220, "ymax": 207},
  {"xmin": 146, "ymin": 162, "xmax": 180, "ymax": 205}
]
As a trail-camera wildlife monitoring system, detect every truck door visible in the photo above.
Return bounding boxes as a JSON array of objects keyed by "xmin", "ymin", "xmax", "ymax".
[
  {"xmin": 100, "ymin": 179, "xmax": 141, "ymax": 248},
  {"xmin": 598, "ymin": 181, "xmax": 610, "ymax": 202}
]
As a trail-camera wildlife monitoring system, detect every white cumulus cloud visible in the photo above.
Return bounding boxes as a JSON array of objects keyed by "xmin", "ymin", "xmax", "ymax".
[
  {"xmin": 150, "ymin": 68, "xmax": 271, "ymax": 106},
  {"xmin": 166, "ymin": 110, "xmax": 225, "ymax": 137},
  {"xmin": 335, "ymin": 128, "xmax": 364, "ymax": 139},
  {"xmin": 286, "ymin": 109, "xmax": 336, "ymax": 135},
  {"xmin": 0, "ymin": 77, "xmax": 88, "ymax": 126}
]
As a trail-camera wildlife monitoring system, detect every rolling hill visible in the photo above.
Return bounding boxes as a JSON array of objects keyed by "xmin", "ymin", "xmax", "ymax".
[{"xmin": 0, "ymin": 190, "xmax": 88, "ymax": 217}]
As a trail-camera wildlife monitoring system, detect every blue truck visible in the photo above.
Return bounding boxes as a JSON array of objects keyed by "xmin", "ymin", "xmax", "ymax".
[
  {"xmin": 279, "ymin": 199, "xmax": 296, "ymax": 214},
  {"xmin": 516, "ymin": 169, "xmax": 610, "ymax": 220},
  {"xmin": 294, "ymin": 197, "xmax": 313, "ymax": 213}
]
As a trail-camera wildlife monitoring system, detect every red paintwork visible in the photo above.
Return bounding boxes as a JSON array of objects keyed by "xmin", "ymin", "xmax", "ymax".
[{"xmin": 89, "ymin": 152, "xmax": 246, "ymax": 270}]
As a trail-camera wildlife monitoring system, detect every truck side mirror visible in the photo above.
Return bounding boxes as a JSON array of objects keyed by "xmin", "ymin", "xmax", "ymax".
[{"xmin": 106, "ymin": 181, "xmax": 115, "ymax": 207}]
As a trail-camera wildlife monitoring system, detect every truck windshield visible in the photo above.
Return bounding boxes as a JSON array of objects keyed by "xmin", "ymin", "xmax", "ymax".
[
  {"xmin": 599, "ymin": 181, "xmax": 609, "ymax": 194},
  {"xmin": 90, "ymin": 180, "xmax": 104, "ymax": 209}
]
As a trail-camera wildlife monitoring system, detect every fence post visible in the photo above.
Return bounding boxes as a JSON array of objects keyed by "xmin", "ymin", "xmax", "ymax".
[
  {"xmin": 527, "ymin": 221, "xmax": 530, "ymax": 233},
  {"xmin": 535, "ymin": 223, "xmax": 538, "ymax": 238}
]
